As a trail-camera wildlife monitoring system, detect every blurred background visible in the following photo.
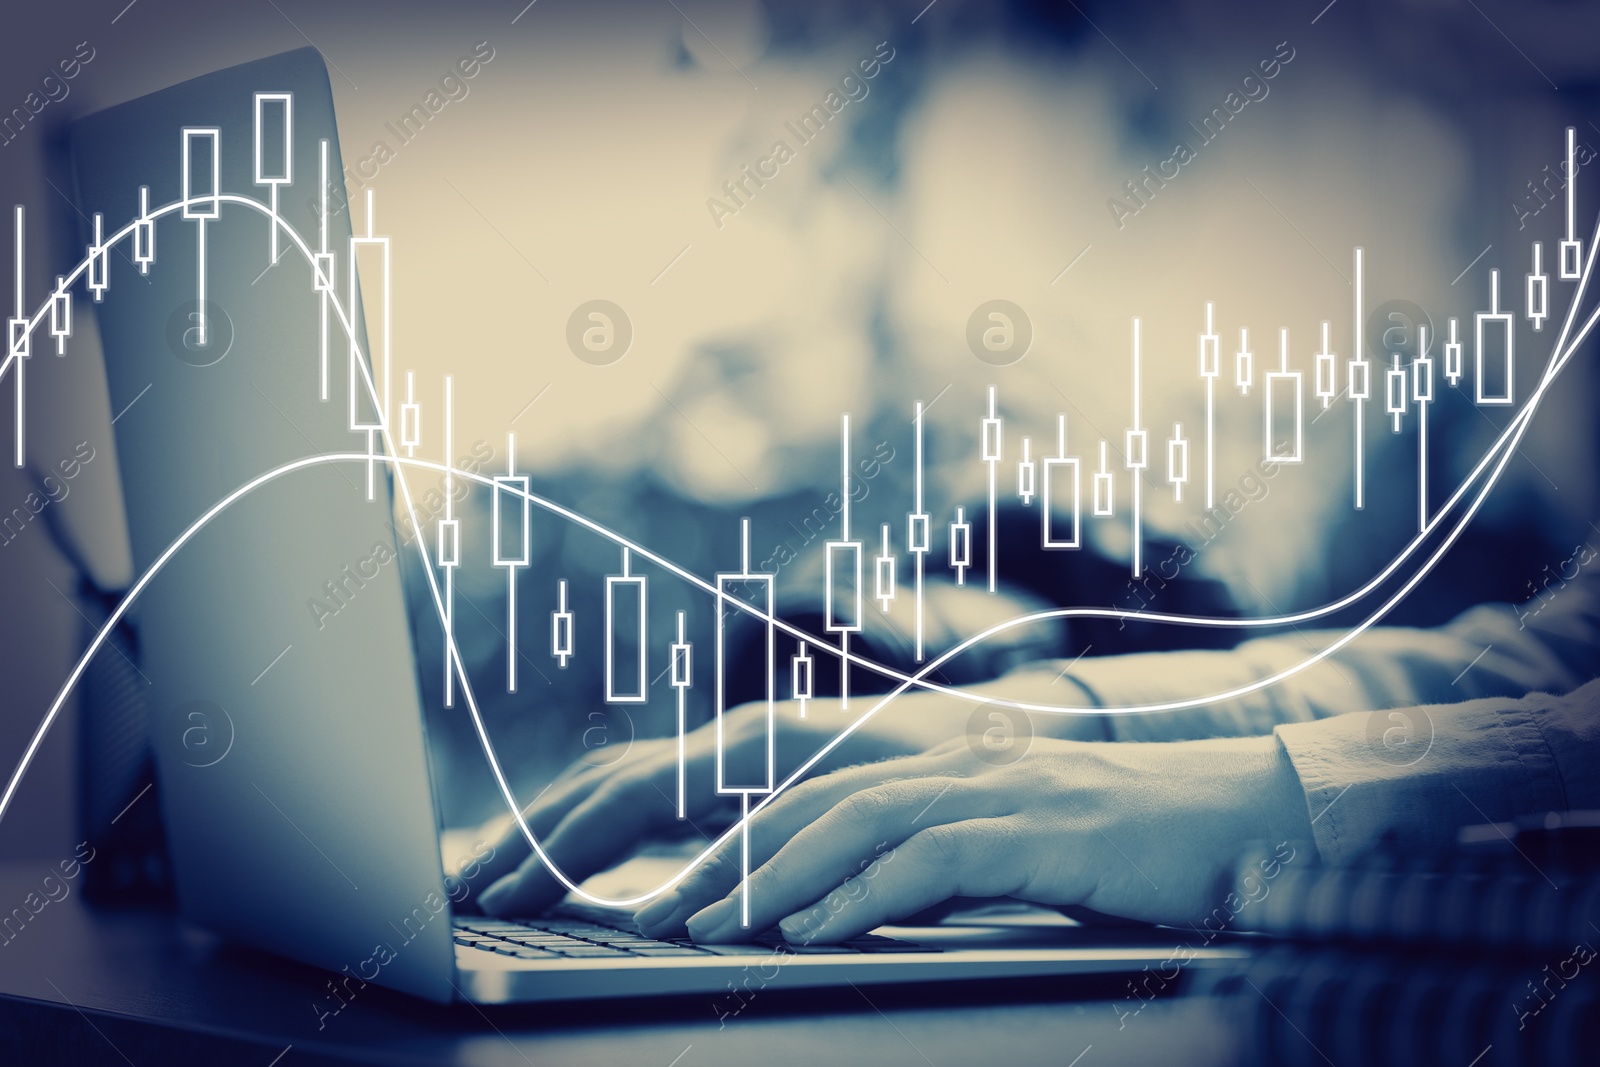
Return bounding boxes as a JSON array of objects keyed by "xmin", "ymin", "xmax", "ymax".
[{"xmin": 1, "ymin": 0, "xmax": 1597, "ymax": 869}]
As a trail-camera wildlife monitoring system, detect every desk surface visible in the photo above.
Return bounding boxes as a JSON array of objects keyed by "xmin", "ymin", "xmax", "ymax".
[{"xmin": 0, "ymin": 865, "xmax": 1243, "ymax": 1066}]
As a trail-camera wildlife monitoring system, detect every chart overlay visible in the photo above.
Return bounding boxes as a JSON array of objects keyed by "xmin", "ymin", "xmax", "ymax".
[{"xmin": 2, "ymin": 91, "xmax": 1593, "ymax": 921}]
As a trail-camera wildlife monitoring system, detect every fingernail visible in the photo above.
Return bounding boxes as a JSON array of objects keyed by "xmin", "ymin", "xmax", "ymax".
[
  {"xmin": 779, "ymin": 911, "xmax": 821, "ymax": 944},
  {"xmin": 633, "ymin": 890, "xmax": 681, "ymax": 931},
  {"xmin": 685, "ymin": 896, "xmax": 739, "ymax": 942}
]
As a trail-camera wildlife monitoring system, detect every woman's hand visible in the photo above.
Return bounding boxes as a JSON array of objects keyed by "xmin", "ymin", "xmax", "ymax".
[
  {"xmin": 472, "ymin": 689, "xmax": 1103, "ymax": 917},
  {"xmin": 630, "ymin": 734, "xmax": 1315, "ymax": 943}
]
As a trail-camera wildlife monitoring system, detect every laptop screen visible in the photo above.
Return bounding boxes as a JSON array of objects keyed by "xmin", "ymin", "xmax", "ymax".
[{"xmin": 70, "ymin": 47, "xmax": 457, "ymax": 1002}]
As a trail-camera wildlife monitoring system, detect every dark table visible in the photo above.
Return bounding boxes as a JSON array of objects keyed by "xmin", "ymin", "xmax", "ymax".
[{"xmin": 0, "ymin": 865, "xmax": 1244, "ymax": 1066}]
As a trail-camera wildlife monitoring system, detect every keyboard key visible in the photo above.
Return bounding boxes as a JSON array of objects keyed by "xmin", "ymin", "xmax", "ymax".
[
  {"xmin": 627, "ymin": 947, "xmax": 714, "ymax": 956},
  {"xmin": 555, "ymin": 947, "xmax": 633, "ymax": 958},
  {"xmin": 627, "ymin": 941, "xmax": 689, "ymax": 949},
  {"xmin": 747, "ymin": 930, "xmax": 789, "ymax": 946}
]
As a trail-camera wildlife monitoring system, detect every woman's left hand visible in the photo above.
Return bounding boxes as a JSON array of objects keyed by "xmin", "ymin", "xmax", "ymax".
[{"xmin": 633, "ymin": 734, "xmax": 1315, "ymax": 944}]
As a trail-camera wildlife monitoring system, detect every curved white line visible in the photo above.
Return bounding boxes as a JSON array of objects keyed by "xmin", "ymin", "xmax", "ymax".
[{"xmin": 4, "ymin": 190, "xmax": 1593, "ymax": 907}]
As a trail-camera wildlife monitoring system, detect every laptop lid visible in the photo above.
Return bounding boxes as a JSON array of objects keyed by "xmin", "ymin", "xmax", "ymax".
[{"xmin": 69, "ymin": 47, "xmax": 457, "ymax": 1002}]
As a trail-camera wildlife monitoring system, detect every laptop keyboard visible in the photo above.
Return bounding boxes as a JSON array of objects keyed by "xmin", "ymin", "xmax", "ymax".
[{"xmin": 452, "ymin": 906, "xmax": 939, "ymax": 959}]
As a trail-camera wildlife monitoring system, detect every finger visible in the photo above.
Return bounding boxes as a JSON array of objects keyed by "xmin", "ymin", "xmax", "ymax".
[
  {"xmin": 477, "ymin": 755, "xmax": 686, "ymax": 916},
  {"xmin": 687, "ymin": 776, "xmax": 1000, "ymax": 942},
  {"xmin": 485, "ymin": 704, "xmax": 876, "ymax": 919},
  {"xmin": 647, "ymin": 753, "xmax": 962, "ymax": 937},
  {"xmin": 637, "ymin": 771, "xmax": 899, "ymax": 937},
  {"xmin": 462, "ymin": 759, "xmax": 632, "ymax": 907},
  {"xmin": 472, "ymin": 716, "xmax": 742, "ymax": 910},
  {"xmin": 896, "ymin": 897, "xmax": 996, "ymax": 925},
  {"xmin": 776, "ymin": 817, "xmax": 1029, "ymax": 944}
]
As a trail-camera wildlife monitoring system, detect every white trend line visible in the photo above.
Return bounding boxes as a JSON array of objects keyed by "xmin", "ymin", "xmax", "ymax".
[
  {"xmin": 4, "ymin": 289, "xmax": 1585, "ymax": 904},
  {"xmin": 4, "ymin": 187, "xmax": 1594, "ymax": 909}
]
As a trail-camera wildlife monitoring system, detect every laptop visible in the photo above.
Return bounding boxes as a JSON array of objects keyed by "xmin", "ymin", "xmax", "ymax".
[{"xmin": 67, "ymin": 47, "xmax": 1247, "ymax": 1004}]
